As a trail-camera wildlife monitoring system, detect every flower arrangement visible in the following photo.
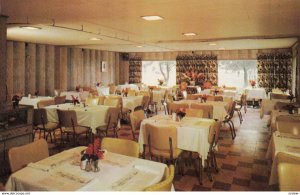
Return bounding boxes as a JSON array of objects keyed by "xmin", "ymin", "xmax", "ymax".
[
  {"xmin": 81, "ymin": 138, "xmax": 105, "ymax": 172},
  {"xmin": 122, "ymin": 88, "xmax": 129, "ymax": 96},
  {"xmin": 96, "ymin": 81, "xmax": 102, "ymax": 87},
  {"xmin": 34, "ymin": 90, "xmax": 39, "ymax": 97},
  {"xmin": 158, "ymin": 79, "xmax": 164, "ymax": 86},
  {"xmin": 201, "ymin": 94, "xmax": 208, "ymax": 102},
  {"xmin": 249, "ymin": 80, "xmax": 256, "ymax": 87},
  {"xmin": 71, "ymin": 95, "xmax": 80, "ymax": 105},
  {"xmin": 75, "ymin": 85, "xmax": 81, "ymax": 92}
]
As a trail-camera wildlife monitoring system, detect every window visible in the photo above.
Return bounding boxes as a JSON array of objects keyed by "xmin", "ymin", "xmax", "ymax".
[
  {"xmin": 218, "ymin": 60, "xmax": 257, "ymax": 88},
  {"xmin": 142, "ymin": 61, "xmax": 176, "ymax": 86}
]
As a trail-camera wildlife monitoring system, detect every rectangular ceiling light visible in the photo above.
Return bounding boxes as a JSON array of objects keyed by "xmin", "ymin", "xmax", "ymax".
[
  {"xmin": 183, "ymin": 32, "xmax": 197, "ymax": 36},
  {"xmin": 141, "ymin": 15, "xmax": 163, "ymax": 21}
]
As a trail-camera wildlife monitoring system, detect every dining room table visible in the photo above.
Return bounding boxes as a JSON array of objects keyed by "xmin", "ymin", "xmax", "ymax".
[
  {"xmin": 260, "ymin": 99, "xmax": 290, "ymax": 119},
  {"xmin": 19, "ymin": 96, "xmax": 54, "ymax": 108},
  {"xmin": 122, "ymin": 96, "xmax": 143, "ymax": 111},
  {"xmin": 5, "ymin": 146, "xmax": 167, "ymax": 191},
  {"xmin": 266, "ymin": 133, "xmax": 300, "ymax": 185},
  {"xmin": 138, "ymin": 115, "xmax": 215, "ymax": 165},
  {"xmin": 244, "ymin": 87, "xmax": 267, "ymax": 100},
  {"xmin": 44, "ymin": 103, "xmax": 111, "ymax": 134}
]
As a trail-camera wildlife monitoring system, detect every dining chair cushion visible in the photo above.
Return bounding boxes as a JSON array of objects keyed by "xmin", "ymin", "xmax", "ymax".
[
  {"xmin": 278, "ymin": 163, "xmax": 300, "ymax": 191},
  {"xmin": 101, "ymin": 137, "xmax": 139, "ymax": 158},
  {"xmin": 144, "ymin": 165, "xmax": 174, "ymax": 191},
  {"xmin": 185, "ymin": 108, "xmax": 204, "ymax": 118}
]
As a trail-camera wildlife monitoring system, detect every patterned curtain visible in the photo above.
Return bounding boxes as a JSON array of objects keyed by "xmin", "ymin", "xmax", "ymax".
[
  {"xmin": 129, "ymin": 56, "xmax": 142, "ymax": 84},
  {"xmin": 257, "ymin": 52, "xmax": 292, "ymax": 93},
  {"xmin": 176, "ymin": 54, "xmax": 218, "ymax": 86}
]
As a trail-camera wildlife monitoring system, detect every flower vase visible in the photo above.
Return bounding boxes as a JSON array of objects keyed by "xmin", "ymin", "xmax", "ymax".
[
  {"xmin": 85, "ymin": 159, "xmax": 92, "ymax": 172},
  {"xmin": 92, "ymin": 160, "xmax": 100, "ymax": 172}
]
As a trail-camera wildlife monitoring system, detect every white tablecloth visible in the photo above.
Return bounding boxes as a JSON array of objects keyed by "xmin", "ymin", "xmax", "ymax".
[
  {"xmin": 139, "ymin": 115, "xmax": 215, "ymax": 165},
  {"xmin": 19, "ymin": 96, "xmax": 54, "ymax": 108},
  {"xmin": 45, "ymin": 103, "xmax": 110, "ymax": 134},
  {"xmin": 96, "ymin": 87, "xmax": 110, "ymax": 96},
  {"xmin": 122, "ymin": 96, "xmax": 143, "ymax": 111},
  {"xmin": 5, "ymin": 146, "xmax": 167, "ymax": 191},
  {"xmin": 60, "ymin": 91, "xmax": 90, "ymax": 102},
  {"xmin": 117, "ymin": 84, "xmax": 139, "ymax": 91},
  {"xmin": 178, "ymin": 100, "xmax": 230, "ymax": 121},
  {"xmin": 266, "ymin": 133, "xmax": 300, "ymax": 185},
  {"xmin": 245, "ymin": 88, "xmax": 266, "ymax": 100}
]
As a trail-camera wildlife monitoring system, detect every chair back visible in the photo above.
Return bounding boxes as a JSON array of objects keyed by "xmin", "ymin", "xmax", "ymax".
[
  {"xmin": 276, "ymin": 120, "xmax": 300, "ymax": 136},
  {"xmin": 274, "ymin": 102, "xmax": 292, "ymax": 111},
  {"xmin": 138, "ymin": 91, "xmax": 150, "ymax": 97},
  {"xmin": 85, "ymin": 96, "xmax": 99, "ymax": 106},
  {"xmin": 109, "ymin": 85, "xmax": 117, "ymax": 95},
  {"xmin": 104, "ymin": 97, "xmax": 121, "ymax": 108},
  {"xmin": 37, "ymin": 99, "xmax": 55, "ymax": 108},
  {"xmin": 208, "ymin": 121, "xmax": 222, "ymax": 145},
  {"xmin": 98, "ymin": 96, "xmax": 106, "ymax": 105},
  {"xmin": 57, "ymin": 109, "xmax": 78, "ymax": 127},
  {"xmin": 186, "ymin": 94, "xmax": 198, "ymax": 100},
  {"xmin": 190, "ymin": 103, "xmax": 213, "ymax": 119},
  {"xmin": 168, "ymin": 103, "xmax": 189, "ymax": 114},
  {"xmin": 127, "ymin": 89, "xmax": 136, "ymax": 97},
  {"xmin": 130, "ymin": 110, "xmax": 145, "ymax": 133},
  {"xmin": 101, "ymin": 137, "xmax": 139, "ymax": 158},
  {"xmin": 185, "ymin": 108, "xmax": 204, "ymax": 118},
  {"xmin": 146, "ymin": 123, "xmax": 178, "ymax": 151},
  {"xmin": 33, "ymin": 108, "xmax": 48, "ymax": 126},
  {"xmin": 141, "ymin": 95, "xmax": 150, "ymax": 110},
  {"xmin": 224, "ymin": 87, "xmax": 236, "ymax": 90},
  {"xmin": 144, "ymin": 165, "xmax": 174, "ymax": 191},
  {"xmin": 277, "ymin": 152, "xmax": 300, "ymax": 164},
  {"xmin": 278, "ymin": 163, "xmax": 300, "ymax": 191},
  {"xmin": 105, "ymin": 107, "xmax": 121, "ymax": 128},
  {"xmin": 8, "ymin": 139, "xmax": 49, "ymax": 173},
  {"xmin": 270, "ymin": 93, "xmax": 289, "ymax": 100},
  {"xmin": 54, "ymin": 95, "xmax": 66, "ymax": 105}
]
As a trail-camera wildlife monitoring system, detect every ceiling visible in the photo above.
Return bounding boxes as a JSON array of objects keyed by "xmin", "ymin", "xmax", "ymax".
[{"xmin": 2, "ymin": 0, "xmax": 300, "ymax": 52}]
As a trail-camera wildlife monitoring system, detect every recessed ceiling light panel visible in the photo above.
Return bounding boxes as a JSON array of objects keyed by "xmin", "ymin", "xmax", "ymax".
[
  {"xmin": 209, "ymin": 43, "xmax": 217, "ymax": 46},
  {"xmin": 183, "ymin": 32, "xmax": 197, "ymax": 36},
  {"xmin": 89, "ymin": 37, "xmax": 101, "ymax": 41},
  {"xmin": 141, "ymin": 15, "xmax": 163, "ymax": 21},
  {"xmin": 136, "ymin": 45, "xmax": 143, "ymax": 48},
  {"xmin": 19, "ymin": 26, "xmax": 41, "ymax": 30}
]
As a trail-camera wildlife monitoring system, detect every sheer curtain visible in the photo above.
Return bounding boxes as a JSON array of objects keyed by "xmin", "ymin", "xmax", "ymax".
[{"xmin": 257, "ymin": 52, "xmax": 292, "ymax": 93}]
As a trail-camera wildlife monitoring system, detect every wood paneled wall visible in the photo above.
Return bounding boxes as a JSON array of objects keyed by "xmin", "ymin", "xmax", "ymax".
[
  {"xmin": 6, "ymin": 41, "xmax": 122, "ymax": 97},
  {"xmin": 0, "ymin": 15, "xmax": 7, "ymax": 109}
]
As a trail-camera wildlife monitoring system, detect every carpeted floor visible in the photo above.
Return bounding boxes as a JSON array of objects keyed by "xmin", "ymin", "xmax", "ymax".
[{"xmin": 0, "ymin": 106, "xmax": 276, "ymax": 191}]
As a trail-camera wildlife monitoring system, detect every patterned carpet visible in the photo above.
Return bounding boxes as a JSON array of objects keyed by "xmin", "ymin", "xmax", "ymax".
[{"xmin": 0, "ymin": 107, "xmax": 276, "ymax": 191}]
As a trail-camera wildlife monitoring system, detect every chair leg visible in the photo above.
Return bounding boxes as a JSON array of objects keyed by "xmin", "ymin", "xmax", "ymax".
[
  {"xmin": 212, "ymin": 152, "xmax": 219, "ymax": 173},
  {"xmin": 230, "ymin": 120, "xmax": 236, "ymax": 138},
  {"xmin": 205, "ymin": 158, "xmax": 213, "ymax": 182},
  {"xmin": 193, "ymin": 156, "xmax": 203, "ymax": 185}
]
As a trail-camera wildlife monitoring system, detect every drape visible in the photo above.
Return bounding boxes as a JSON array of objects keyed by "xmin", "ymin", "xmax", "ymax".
[
  {"xmin": 129, "ymin": 56, "xmax": 142, "ymax": 84},
  {"xmin": 257, "ymin": 52, "xmax": 292, "ymax": 93},
  {"xmin": 176, "ymin": 54, "xmax": 218, "ymax": 87}
]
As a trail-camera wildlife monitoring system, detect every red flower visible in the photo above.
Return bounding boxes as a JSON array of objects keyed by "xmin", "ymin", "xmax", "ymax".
[{"xmin": 85, "ymin": 144, "xmax": 94, "ymax": 155}]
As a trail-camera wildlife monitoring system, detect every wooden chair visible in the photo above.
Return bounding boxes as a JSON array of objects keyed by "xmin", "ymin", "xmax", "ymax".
[
  {"xmin": 167, "ymin": 102, "xmax": 189, "ymax": 115},
  {"xmin": 146, "ymin": 123, "xmax": 183, "ymax": 173},
  {"xmin": 234, "ymin": 93, "xmax": 247, "ymax": 124},
  {"xmin": 57, "ymin": 109, "xmax": 91, "ymax": 146},
  {"xmin": 185, "ymin": 108, "xmax": 204, "ymax": 118},
  {"xmin": 96, "ymin": 107, "xmax": 120, "ymax": 138},
  {"xmin": 129, "ymin": 109, "xmax": 145, "ymax": 141},
  {"xmin": 54, "ymin": 95, "xmax": 66, "ymax": 105},
  {"xmin": 8, "ymin": 139, "xmax": 49, "ymax": 173},
  {"xmin": 278, "ymin": 163, "xmax": 300, "ymax": 191},
  {"xmin": 270, "ymin": 93, "xmax": 289, "ymax": 100},
  {"xmin": 85, "ymin": 96, "xmax": 100, "ymax": 106},
  {"xmin": 144, "ymin": 165, "xmax": 174, "ymax": 191},
  {"xmin": 190, "ymin": 103, "xmax": 213, "ymax": 119},
  {"xmin": 207, "ymin": 95, "xmax": 223, "ymax": 102},
  {"xmin": 97, "ymin": 96, "xmax": 106, "ymax": 105},
  {"xmin": 127, "ymin": 89, "xmax": 136, "ymax": 96},
  {"xmin": 223, "ymin": 101, "xmax": 236, "ymax": 139},
  {"xmin": 37, "ymin": 99, "xmax": 55, "ymax": 108},
  {"xmin": 101, "ymin": 137, "xmax": 139, "ymax": 158},
  {"xmin": 104, "ymin": 97, "xmax": 121, "ymax": 108},
  {"xmin": 33, "ymin": 108, "xmax": 59, "ymax": 142}
]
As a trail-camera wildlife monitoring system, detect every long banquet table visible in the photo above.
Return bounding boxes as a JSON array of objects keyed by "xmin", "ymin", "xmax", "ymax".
[
  {"xmin": 45, "ymin": 103, "xmax": 111, "ymax": 134},
  {"xmin": 138, "ymin": 115, "xmax": 215, "ymax": 165},
  {"xmin": 5, "ymin": 146, "xmax": 167, "ymax": 191},
  {"xmin": 122, "ymin": 96, "xmax": 143, "ymax": 111}
]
